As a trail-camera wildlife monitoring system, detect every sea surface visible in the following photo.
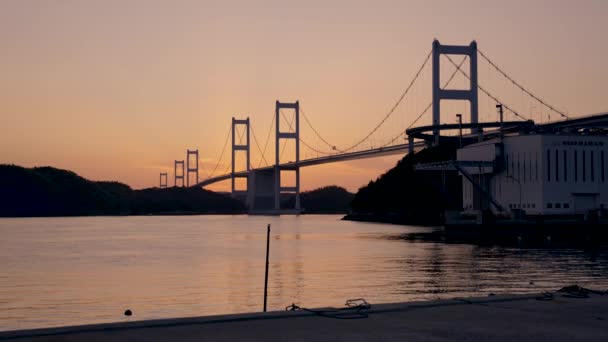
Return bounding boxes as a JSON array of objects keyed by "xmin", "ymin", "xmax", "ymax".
[{"xmin": 1, "ymin": 215, "xmax": 607, "ymax": 331}]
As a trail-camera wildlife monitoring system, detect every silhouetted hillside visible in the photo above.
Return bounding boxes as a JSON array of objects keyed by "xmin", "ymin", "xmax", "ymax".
[
  {"xmin": 0, "ymin": 165, "xmax": 244, "ymax": 217},
  {"xmin": 345, "ymin": 143, "xmax": 462, "ymax": 225},
  {"xmin": 131, "ymin": 186, "xmax": 244, "ymax": 215},
  {"xmin": 282, "ymin": 186, "xmax": 354, "ymax": 213}
]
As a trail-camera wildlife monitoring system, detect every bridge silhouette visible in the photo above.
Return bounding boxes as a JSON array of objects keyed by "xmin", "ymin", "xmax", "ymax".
[{"xmin": 164, "ymin": 40, "xmax": 608, "ymax": 214}]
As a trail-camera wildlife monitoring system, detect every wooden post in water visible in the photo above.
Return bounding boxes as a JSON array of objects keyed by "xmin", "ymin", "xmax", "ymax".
[{"xmin": 263, "ymin": 224, "xmax": 270, "ymax": 312}]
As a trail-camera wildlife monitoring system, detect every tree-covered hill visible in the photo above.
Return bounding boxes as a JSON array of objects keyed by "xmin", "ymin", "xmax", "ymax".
[
  {"xmin": 345, "ymin": 142, "xmax": 462, "ymax": 225},
  {"xmin": 0, "ymin": 165, "xmax": 244, "ymax": 217},
  {"xmin": 282, "ymin": 185, "xmax": 354, "ymax": 213}
]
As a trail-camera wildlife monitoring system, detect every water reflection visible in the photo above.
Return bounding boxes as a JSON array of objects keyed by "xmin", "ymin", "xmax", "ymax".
[{"xmin": 0, "ymin": 215, "xmax": 607, "ymax": 331}]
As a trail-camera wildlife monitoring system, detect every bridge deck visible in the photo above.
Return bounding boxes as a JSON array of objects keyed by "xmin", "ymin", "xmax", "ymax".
[
  {"xmin": 195, "ymin": 112, "xmax": 608, "ymax": 188},
  {"xmin": 195, "ymin": 142, "xmax": 426, "ymax": 187}
]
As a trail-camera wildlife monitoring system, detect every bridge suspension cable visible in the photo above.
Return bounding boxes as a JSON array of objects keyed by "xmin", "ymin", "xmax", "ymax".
[
  {"xmin": 338, "ymin": 50, "xmax": 432, "ymax": 153},
  {"xmin": 250, "ymin": 122, "xmax": 270, "ymax": 167},
  {"xmin": 205, "ymin": 45, "xmax": 563, "ymax": 183},
  {"xmin": 444, "ymin": 54, "xmax": 530, "ymax": 122},
  {"xmin": 300, "ymin": 106, "xmax": 342, "ymax": 152},
  {"xmin": 478, "ymin": 49, "xmax": 570, "ymax": 120},
  {"xmin": 258, "ymin": 113, "xmax": 275, "ymax": 168},
  {"xmin": 206, "ymin": 124, "xmax": 232, "ymax": 180},
  {"xmin": 380, "ymin": 55, "xmax": 469, "ymax": 148},
  {"xmin": 408, "ymin": 55, "xmax": 468, "ymax": 130},
  {"xmin": 280, "ymin": 110, "xmax": 336, "ymax": 156},
  {"xmin": 297, "ymin": 52, "xmax": 466, "ymax": 153}
]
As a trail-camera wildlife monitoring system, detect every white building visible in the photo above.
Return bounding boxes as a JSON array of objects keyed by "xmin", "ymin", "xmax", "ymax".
[{"xmin": 457, "ymin": 134, "xmax": 608, "ymax": 216}]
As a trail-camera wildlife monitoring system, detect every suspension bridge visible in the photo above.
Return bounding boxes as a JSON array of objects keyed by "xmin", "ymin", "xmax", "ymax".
[{"xmin": 162, "ymin": 39, "xmax": 608, "ymax": 214}]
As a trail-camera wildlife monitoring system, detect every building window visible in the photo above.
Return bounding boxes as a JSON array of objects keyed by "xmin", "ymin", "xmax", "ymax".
[
  {"xmin": 574, "ymin": 150, "xmax": 578, "ymax": 182},
  {"xmin": 547, "ymin": 149, "xmax": 551, "ymax": 182},
  {"xmin": 564, "ymin": 203, "xmax": 570, "ymax": 209},
  {"xmin": 556, "ymin": 203, "xmax": 561, "ymax": 209},
  {"xmin": 583, "ymin": 151, "xmax": 587, "ymax": 182},
  {"xmin": 511, "ymin": 155, "xmax": 514, "ymax": 179},
  {"xmin": 521, "ymin": 152, "xmax": 526, "ymax": 183},
  {"xmin": 532, "ymin": 203, "xmax": 536, "ymax": 208},
  {"xmin": 517, "ymin": 153, "xmax": 521, "ymax": 181},
  {"xmin": 563, "ymin": 150, "xmax": 568, "ymax": 182},
  {"xmin": 591, "ymin": 151, "xmax": 595, "ymax": 182},
  {"xmin": 547, "ymin": 203, "xmax": 553, "ymax": 209},
  {"xmin": 536, "ymin": 153, "xmax": 539, "ymax": 182},
  {"xmin": 529, "ymin": 152, "xmax": 533, "ymax": 183},
  {"xmin": 555, "ymin": 149, "xmax": 559, "ymax": 182},
  {"xmin": 602, "ymin": 151, "xmax": 605, "ymax": 183}
]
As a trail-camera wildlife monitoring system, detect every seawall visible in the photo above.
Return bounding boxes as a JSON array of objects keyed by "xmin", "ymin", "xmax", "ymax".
[{"xmin": 2, "ymin": 291, "xmax": 607, "ymax": 341}]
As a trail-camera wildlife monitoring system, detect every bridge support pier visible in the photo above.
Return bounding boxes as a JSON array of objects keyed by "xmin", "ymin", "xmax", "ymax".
[
  {"xmin": 432, "ymin": 40, "xmax": 481, "ymax": 145},
  {"xmin": 247, "ymin": 169, "xmax": 276, "ymax": 213}
]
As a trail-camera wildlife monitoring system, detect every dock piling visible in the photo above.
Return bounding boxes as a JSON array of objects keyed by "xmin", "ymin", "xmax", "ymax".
[{"xmin": 263, "ymin": 224, "xmax": 270, "ymax": 312}]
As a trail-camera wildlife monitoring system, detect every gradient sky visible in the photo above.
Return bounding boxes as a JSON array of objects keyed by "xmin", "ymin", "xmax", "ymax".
[{"xmin": 1, "ymin": 0, "xmax": 606, "ymax": 192}]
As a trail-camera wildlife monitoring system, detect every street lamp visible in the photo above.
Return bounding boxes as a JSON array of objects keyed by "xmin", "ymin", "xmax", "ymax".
[
  {"xmin": 496, "ymin": 104, "xmax": 504, "ymax": 142},
  {"xmin": 456, "ymin": 114, "xmax": 463, "ymax": 148}
]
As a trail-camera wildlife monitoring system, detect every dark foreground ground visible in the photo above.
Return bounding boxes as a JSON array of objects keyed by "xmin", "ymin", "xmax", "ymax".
[{"xmin": 2, "ymin": 292, "xmax": 607, "ymax": 341}]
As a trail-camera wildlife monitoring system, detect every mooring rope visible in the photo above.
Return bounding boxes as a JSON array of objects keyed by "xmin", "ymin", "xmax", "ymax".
[{"xmin": 285, "ymin": 298, "xmax": 371, "ymax": 319}]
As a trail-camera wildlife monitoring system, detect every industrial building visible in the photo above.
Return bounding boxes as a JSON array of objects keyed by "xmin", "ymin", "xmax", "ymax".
[{"xmin": 458, "ymin": 134, "xmax": 608, "ymax": 216}]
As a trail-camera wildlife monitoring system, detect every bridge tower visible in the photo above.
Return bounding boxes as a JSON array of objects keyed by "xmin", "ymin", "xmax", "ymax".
[
  {"xmin": 231, "ymin": 117, "xmax": 250, "ymax": 199},
  {"xmin": 186, "ymin": 149, "xmax": 199, "ymax": 187},
  {"xmin": 274, "ymin": 101, "xmax": 301, "ymax": 211},
  {"xmin": 174, "ymin": 160, "xmax": 185, "ymax": 187},
  {"xmin": 159, "ymin": 172, "xmax": 168, "ymax": 188},
  {"xmin": 432, "ymin": 39, "xmax": 480, "ymax": 145}
]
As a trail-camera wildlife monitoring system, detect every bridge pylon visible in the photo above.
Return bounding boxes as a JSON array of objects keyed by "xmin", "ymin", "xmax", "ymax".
[
  {"xmin": 174, "ymin": 160, "xmax": 185, "ymax": 187},
  {"xmin": 231, "ymin": 117, "xmax": 250, "ymax": 200},
  {"xmin": 275, "ymin": 101, "xmax": 301, "ymax": 212},
  {"xmin": 432, "ymin": 39, "xmax": 480, "ymax": 145},
  {"xmin": 186, "ymin": 149, "xmax": 199, "ymax": 187}
]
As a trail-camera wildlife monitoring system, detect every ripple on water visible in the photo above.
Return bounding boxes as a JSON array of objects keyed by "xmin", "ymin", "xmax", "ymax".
[{"xmin": 0, "ymin": 215, "xmax": 607, "ymax": 331}]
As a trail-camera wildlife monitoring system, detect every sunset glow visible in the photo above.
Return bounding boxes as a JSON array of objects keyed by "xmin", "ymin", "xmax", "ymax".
[{"xmin": 1, "ymin": 0, "xmax": 606, "ymax": 191}]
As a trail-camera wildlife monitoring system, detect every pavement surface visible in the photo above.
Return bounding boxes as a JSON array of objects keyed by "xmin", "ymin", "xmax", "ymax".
[{"xmin": 1, "ymin": 293, "xmax": 607, "ymax": 341}]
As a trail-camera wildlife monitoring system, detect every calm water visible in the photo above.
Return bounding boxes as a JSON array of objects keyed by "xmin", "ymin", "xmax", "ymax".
[{"xmin": 1, "ymin": 215, "xmax": 607, "ymax": 331}]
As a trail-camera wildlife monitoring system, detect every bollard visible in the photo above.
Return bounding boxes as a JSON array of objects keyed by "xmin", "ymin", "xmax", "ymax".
[{"xmin": 517, "ymin": 236, "xmax": 523, "ymax": 248}]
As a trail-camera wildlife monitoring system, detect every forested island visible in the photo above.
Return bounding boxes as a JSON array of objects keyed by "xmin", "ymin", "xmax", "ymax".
[
  {"xmin": 344, "ymin": 142, "xmax": 462, "ymax": 225},
  {"xmin": 0, "ymin": 165, "xmax": 244, "ymax": 217},
  {"xmin": 0, "ymin": 165, "xmax": 355, "ymax": 217},
  {"xmin": 282, "ymin": 185, "xmax": 354, "ymax": 214}
]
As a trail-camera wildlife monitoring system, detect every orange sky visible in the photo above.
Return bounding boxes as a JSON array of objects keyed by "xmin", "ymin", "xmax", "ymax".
[{"xmin": 1, "ymin": 0, "xmax": 606, "ymax": 192}]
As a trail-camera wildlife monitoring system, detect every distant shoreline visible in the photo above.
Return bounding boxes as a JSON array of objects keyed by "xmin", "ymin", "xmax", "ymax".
[
  {"xmin": 0, "ymin": 212, "xmax": 350, "ymax": 219},
  {"xmin": 342, "ymin": 213, "xmax": 441, "ymax": 226},
  {"xmin": 0, "ymin": 165, "xmax": 354, "ymax": 217}
]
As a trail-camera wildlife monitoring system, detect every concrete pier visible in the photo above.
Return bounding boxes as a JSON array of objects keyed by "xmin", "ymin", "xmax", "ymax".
[{"xmin": 2, "ymin": 292, "xmax": 607, "ymax": 341}]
